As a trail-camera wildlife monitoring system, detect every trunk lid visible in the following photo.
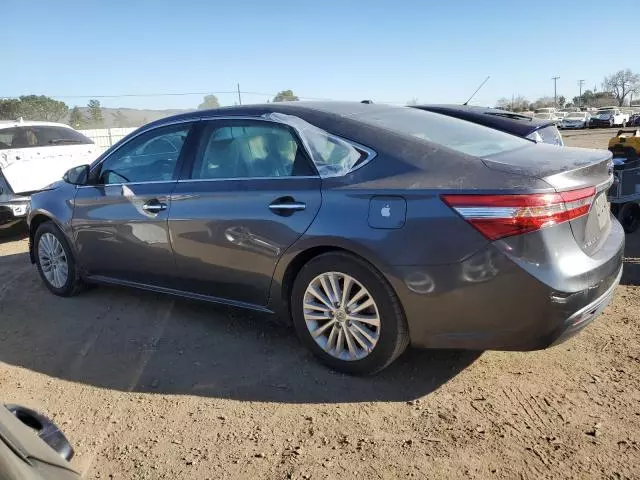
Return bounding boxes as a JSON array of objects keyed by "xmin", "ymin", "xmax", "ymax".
[
  {"xmin": 0, "ymin": 144, "xmax": 98, "ymax": 194},
  {"xmin": 482, "ymin": 144, "xmax": 614, "ymax": 255}
]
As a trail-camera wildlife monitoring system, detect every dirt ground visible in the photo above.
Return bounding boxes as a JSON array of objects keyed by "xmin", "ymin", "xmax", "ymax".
[{"xmin": 1, "ymin": 129, "xmax": 639, "ymax": 480}]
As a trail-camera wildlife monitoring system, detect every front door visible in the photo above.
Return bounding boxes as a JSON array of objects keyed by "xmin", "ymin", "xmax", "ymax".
[
  {"xmin": 169, "ymin": 119, "xmax": 321, "ymax": 307},
  {"xmin": 72, "ymin": 122, "xmax": 195, "ymax": 286}
]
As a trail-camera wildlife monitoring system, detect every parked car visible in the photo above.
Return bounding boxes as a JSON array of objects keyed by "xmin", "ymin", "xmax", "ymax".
[
  {"xmin": 0, "ymin": 119, "xmax": 98, "ymax": 228},
  {"xmin": 629, "ymin": 113, "xmax": 640, "ymax": 127},
  {"xmin": 534, "ymin": 107, "xmax": 557, "ymax": 115},
  {"xmin": 0, "ymin": 403, "xmax": 79, "ymax": 480},
  {"xmin": 589, "ymin": 107, "xmax": 630, "ymax": 128},
  {"xmin": 27, "ymin": 102, "xmax": 623, "ymax": 374},
  {"xmin": 412, "ymin": 105, "xmax": 564, "ymax": 146},
  {"xmin": 561, "ymin": 112, "xmax": 591, "ymax": 129}
]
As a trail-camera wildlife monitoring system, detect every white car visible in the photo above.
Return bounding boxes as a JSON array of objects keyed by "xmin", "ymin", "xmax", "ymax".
[
  {"xmin": 560, "ymin": 112, "xmax": 591, "ymax": 129},
  {"xmin": 590, "ymin": 107, "xmax": 630, "ymax": 128},
  {"xmin": 0, "ymin": 119, "xmax": 98, "ymax": 228},
  {"xmin": 534, "ymin": 107, "xmax": 557, "ymax": 114}
]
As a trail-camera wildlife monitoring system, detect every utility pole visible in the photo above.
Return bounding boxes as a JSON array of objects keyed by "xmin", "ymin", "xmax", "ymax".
[
  {"xmin": 237, "ymin": 83, "xmax": 242, "ymax": 105},
  {"xmin": 578, "ymin": 79, "xmax": 585, "ymax": 106},
  {"xmin": 552, "ymin": 76, "xmax": 560, "ymax": 107}
]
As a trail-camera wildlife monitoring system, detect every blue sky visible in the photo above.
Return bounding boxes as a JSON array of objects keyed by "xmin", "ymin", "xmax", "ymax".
[{"xmin": 2, "ymin": 0, "xmax": 630, "ymax": 110}]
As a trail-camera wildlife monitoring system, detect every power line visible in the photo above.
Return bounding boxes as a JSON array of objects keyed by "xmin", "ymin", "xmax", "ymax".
[{"xmin": 1, "ymin": 90, "xmax": 336, "ymax": 101}]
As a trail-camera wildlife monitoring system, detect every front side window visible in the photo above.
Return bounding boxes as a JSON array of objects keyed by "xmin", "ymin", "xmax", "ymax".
[
  {"xmin": 191, "ymin": 121, "xmax": 314, "ymax": 179},
  {"xmin": 98, "ymin": 124, "xmax": 191, "ymax": 184},
  {"xmin": 0, "ymin": 126, "xmax": 93, "ymax": 150}
]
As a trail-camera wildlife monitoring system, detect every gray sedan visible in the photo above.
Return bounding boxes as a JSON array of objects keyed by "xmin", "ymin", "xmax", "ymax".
[{"xmin": 27, "ymin": 102, "xmax": 624, "ymax": 374}]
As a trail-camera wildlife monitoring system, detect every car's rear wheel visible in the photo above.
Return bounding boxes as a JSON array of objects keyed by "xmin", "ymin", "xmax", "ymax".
[
  {"xmin": 618, "ymin": 202, "xmax": 640, "ymax": 233},
  {"xmin": 34, "ymin": 221, "xmax": 84, "ymax": 296},
  {"xmin": 291, "ymin": 252, "xmax": 409, "ymax": 375}
]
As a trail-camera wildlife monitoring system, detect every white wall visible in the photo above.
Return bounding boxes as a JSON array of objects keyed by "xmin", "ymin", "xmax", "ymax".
[{"xmin": 79, "ymin": 127, "xmax": 137, "ymax": 152}]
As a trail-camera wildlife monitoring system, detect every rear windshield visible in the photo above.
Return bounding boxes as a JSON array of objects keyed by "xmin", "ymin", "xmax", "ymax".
[
  {"xmin": 360, "ymin": 108, "xmax": 530, "ymax": 157},
  {"xmin": 0, "ymin": 126, "xmax": 93, "ymax": 150}
]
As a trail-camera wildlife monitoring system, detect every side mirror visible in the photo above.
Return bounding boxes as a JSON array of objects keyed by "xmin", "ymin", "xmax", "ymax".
[{"xmin": 63, "ymin": 164, "xmax": 90, "ymax": 185}]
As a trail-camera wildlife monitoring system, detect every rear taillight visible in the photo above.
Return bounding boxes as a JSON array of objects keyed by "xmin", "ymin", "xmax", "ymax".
[{"xmin": 441, "ymin": 187, "xmax": 596, "ymax": 240}]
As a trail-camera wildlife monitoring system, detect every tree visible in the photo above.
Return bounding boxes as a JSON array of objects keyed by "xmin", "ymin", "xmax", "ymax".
[
  {"xmin": 197, "ymin": 95, "xmax": 220, "ymax": 110},
  {"xmin": 87, "ymin": 99, "xmax": 104, "ymax": 127},
  {"xmin": 68, "ymin": 106, "xmax": 86, "ymax": 128},
  {"xmin": 531, "ymin": 96, "xmax": 556, "ymax": 110},
  {"xmin": 573, "ymin": 89, "xmax": 616, "ymax": 108},
  {"xmin": 0, "ymin": 95, "xmax": 68, "ymax": 121},
  {"xmin": 0, "ymin": 99, "xmax": 22, "ymax": 120},
  {"xmin": 557, "ymin": 95, "xmax": 566, "ymax": 108},
  {"xmin": 602, "ymin": 69, "xmax": 640, "ymax": 106},
  {"xmin": 273, "ymin": 90, "xmax": 299, "ymax": 102},
  {"xmin": 495, "ymin": 95, "xmax": 530, "ymax": 112},
  {"xmin": 112, "ymin": 110, "xmax": 129, "ymax": 127}
]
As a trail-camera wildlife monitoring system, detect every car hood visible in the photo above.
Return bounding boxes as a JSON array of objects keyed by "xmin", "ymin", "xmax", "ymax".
[{"xmin": 0, "ymin": 145, "xmax": 98, "ymax": 194}]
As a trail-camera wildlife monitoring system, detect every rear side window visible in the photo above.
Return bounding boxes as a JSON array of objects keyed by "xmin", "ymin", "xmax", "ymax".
[
  {"xmin": 0, "ymin": 126, "xmax": 93, "ymax": 150},
  {"xmin": 360, "ymin": 108, "xmax": 530, "ymax": 157},
  {"xmin": 191, "ymin": 121, "xmax": 315, "ymax": 179},
  {"xmin": 527, "ymin": 125, "xmax": 564, "ymax": 146}
]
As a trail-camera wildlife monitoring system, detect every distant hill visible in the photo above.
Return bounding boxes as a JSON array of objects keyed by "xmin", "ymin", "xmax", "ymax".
[{"xmin": 75, "ymin": 107, "xmax": 191, "ymax": 128}]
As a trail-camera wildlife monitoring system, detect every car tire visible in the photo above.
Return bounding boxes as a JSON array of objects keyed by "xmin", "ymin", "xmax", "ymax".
[
  {"xmin": 291, "ymin": 251, "xmax": 409, "ymax": 375},
  {"xmin": 34, "ymin": 221, "xmax": 84, "ymax": 297},
  {"xmin": 617, "ymin": 202, "xmax": 640, "ymax": 234}
]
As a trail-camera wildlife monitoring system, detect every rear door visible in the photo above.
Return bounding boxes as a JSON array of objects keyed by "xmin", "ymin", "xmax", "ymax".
[
  {"xmin": 72, "ymin": 122, "xmax": 195, "ymax": 286},
  {"xmin": 168, "ymin": 118, "xmax": 321, "ymax": 307}
]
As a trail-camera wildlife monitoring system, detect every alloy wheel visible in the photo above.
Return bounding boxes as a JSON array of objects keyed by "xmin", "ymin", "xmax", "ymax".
[
  {"xmin": 303, "ymin": 272, "xmax": 381, "ymax": 361},
  {"xmin": 38, "ymin": 233, "xmax": 69, "ymax": 289}
]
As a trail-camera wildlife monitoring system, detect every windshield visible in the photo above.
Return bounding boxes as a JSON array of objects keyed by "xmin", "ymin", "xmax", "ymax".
[
  {"xmin": 360, "ymin": 107, "xmax": 530, "ymax": 157},
  {"xmin": 534, "ymin": 113, "xmax": 553, "ymax": 119},
  {"xmin": 0, "ymin": 125, "xmax": 93, "ymax": 150},
  {"xmin": 598, "ymin": 109, "xmax": 616, "ymax": 113},
  {"xmin": 566, "ymin": 113, "xmax": 585, "ymax": 118}
]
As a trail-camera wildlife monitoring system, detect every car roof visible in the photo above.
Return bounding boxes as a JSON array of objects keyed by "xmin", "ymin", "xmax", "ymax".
[
  {"xmin": 411, "ymin": 104, "xmax": 554, "ymax": 137},
  {"xmin": 0, "ymin": 119, "xmax": 75, "ymax": 130}
]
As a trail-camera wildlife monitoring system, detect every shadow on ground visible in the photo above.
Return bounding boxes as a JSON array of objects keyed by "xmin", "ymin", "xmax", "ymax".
[
  {"xmin": 0, "ymin": 249, "xmax": 479, "ymax": 404},
  {"xmin": 621, "ymin": 230, "xmax": 640, "ymax": 286},
  {"xmin": 2, "ymin": 231, "xmax": 637, "ymax": 404},
  {"xmin": 0, "ymin": 222, "xmax": 27, "ymax": 244}
]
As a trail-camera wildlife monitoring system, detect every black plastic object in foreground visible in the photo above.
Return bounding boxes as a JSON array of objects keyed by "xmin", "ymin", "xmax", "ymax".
[{"xmin": 5, "ymin": 405, "xmax": 74, "ymax": 462}]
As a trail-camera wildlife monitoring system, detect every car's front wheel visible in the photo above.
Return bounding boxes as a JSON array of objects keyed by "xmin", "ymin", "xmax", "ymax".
[
  {"xmin": 34, "ymin": 221, "xmax": 84, "ymax": 297},
  {"xmin": 291, "ymin": 252, "xmax": 409, "ymax": 375}
]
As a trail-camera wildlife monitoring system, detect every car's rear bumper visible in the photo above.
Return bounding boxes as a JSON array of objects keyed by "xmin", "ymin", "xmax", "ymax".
[{"xmin": 388, "ymin": 217, "xmax": 625, "ymax": 351}]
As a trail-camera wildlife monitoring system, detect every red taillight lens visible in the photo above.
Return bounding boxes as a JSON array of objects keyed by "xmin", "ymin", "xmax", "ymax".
[{"xmin": 441, "ymin": 187, "xmax": 596, "ymax": 240}]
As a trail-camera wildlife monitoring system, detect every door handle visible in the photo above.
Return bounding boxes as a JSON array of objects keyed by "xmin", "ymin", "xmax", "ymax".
[
  {"xmin": 142, "ymin": 201, "xmax": 167, "ymax": 214},
  {"xmin": 269, "ymin": 201, "xmax": 306, "ymax": 213}
]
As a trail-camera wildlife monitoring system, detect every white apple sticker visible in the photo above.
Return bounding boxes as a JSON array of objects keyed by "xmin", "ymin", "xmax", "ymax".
[{"xmin": 381, "ymin": 204, "xmax": 391, "ymax": 217}]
